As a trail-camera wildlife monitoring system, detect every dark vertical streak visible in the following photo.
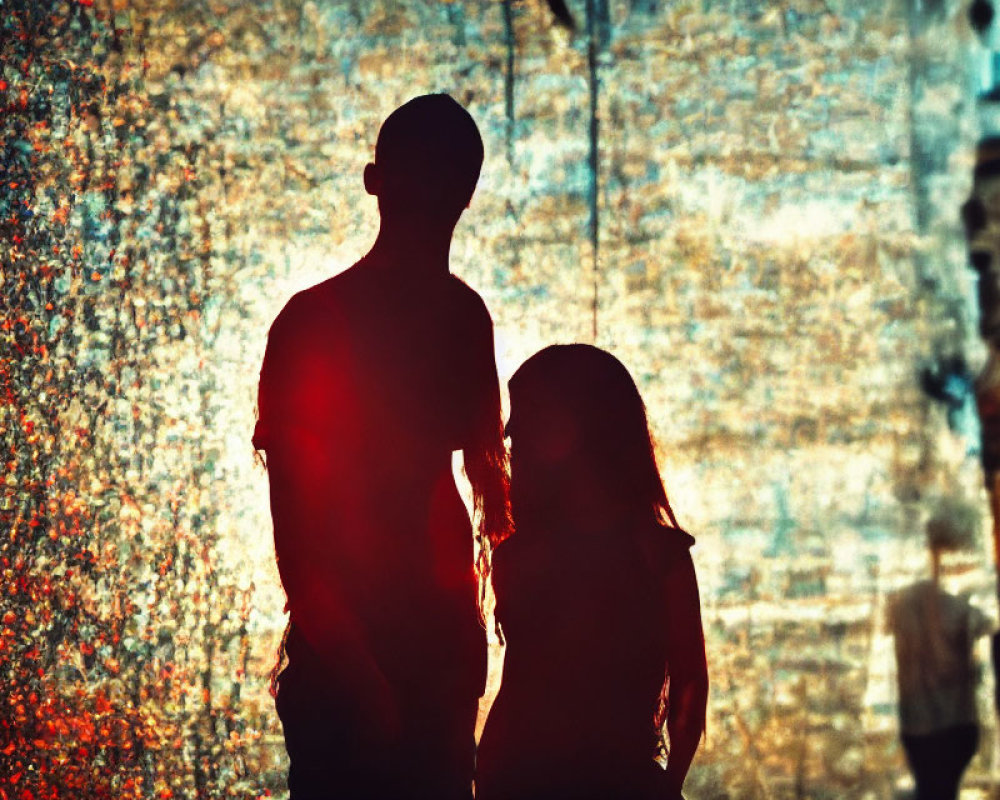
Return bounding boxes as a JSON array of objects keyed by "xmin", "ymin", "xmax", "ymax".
[
  {"xmin": 448, "ymin": 0, "xmax": 466, "ymax": 47},
  {"xmin": 905, "ymin": 0, "xmax": 929, "ymax": 240},
  {"xmin": 503, "ymin": 0, "xmax": 516, "ymax": 168},
  {"xmin": 586, "ymin": 0, "xmax": 600, "ymax": 341},
  {"xmin": 596, "ymin": 0, "xmax": 611, "ymax": 50}
]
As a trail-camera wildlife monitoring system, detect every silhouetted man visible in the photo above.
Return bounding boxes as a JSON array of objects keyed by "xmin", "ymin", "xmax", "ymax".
[{"xmin": 254, "ymin": 95, "xmax": 509, "ymax": 800}]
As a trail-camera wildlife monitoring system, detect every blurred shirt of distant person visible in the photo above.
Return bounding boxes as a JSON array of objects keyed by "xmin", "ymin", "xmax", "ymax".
[{"xmin": 886, "ymin": 500, "xmax": 992, "ymax": 800}]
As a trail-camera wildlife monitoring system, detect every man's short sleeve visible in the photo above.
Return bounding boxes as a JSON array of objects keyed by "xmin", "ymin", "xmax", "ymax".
[{"xmin": 254, "ymin": 292, "xmax": 338, "ymax": 453}]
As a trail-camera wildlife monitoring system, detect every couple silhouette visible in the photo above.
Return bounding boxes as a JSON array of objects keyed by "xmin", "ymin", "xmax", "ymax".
[{"xmin": 254, "ymin": 94, "xmax": 708, "ymax": 800}]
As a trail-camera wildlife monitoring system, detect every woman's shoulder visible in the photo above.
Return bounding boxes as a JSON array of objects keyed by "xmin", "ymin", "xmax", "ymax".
[{"xmin": 636, "ymin": 522, "xmax": 695, "ymax": 573}]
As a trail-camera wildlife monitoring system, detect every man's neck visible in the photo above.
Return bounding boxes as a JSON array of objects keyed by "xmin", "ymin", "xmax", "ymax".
[{"xmin": 365, "ymin": 219, "xmax": 455, "ymax": 278}]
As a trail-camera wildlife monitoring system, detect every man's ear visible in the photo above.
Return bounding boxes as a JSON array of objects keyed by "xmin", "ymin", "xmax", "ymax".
[
  {"xmin": 465, "ymin": 188, "xmax": 475, "ymax": 209},
  {"xmin": 363, "ymin": 162, "xmax": 381, "ymax": 196}
]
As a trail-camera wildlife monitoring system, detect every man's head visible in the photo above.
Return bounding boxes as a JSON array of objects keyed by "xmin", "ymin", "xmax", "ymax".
[
  {"xmin": 364, "ymin": 94, "xmax": 484, "ymax": 227},
  {"xmin": 925, "ymin": 498, "xmax": 979, "ymax": 555}
]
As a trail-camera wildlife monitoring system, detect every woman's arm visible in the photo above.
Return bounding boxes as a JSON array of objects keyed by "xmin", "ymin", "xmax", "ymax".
[{"xmin": 661, "ymin": 549, "xmax": 708, "ymax": 797}]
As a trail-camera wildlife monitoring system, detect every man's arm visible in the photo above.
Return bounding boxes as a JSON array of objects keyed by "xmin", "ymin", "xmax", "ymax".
[
  {"xmin": 460, "ymin": 295, "xmax": 511, "ymax": 550},
  {"xmin": 257, "ymin": 301, "xmax": 399, "ymax": 739}
]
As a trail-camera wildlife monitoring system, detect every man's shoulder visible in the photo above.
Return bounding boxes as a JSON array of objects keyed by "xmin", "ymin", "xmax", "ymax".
[
  {"xmin": 444, "ymin": 275, "xmax": 491, "ymax": 321},
  {"xmin": 269, "ymin": 273, "xmax": 353, "ymax": 336},
  {"xmin": 445, "ymin": 273, "xmax": 482, "ymax": 299}
]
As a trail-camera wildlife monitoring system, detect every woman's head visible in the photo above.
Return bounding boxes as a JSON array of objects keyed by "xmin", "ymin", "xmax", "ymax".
[{"xmin": 506, "ymin": 344, "xmax": 679, "ymax": 532}]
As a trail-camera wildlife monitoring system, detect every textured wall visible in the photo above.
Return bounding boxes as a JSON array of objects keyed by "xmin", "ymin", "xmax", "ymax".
[{"xmin": 2, "ymin": 0, "xmax": 995, "ymax": 797}]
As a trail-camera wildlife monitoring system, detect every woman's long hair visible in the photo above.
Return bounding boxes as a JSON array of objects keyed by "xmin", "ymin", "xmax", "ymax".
[
  {"xmin": 507, "ymin": 344, "xmax": 680, "ymax": 533},
  {"xmin": 508, "ymin": 344, "xmax": 696, "ymax": 746}
]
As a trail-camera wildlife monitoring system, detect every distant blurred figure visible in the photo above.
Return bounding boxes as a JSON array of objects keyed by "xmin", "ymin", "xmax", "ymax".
[
  {"xmin": 476, "ymin": 345, "xmax": 708, "ymax": 800},
  {"xmin": 886, "ymin": 500, "xmax": 992, "ymax": 800}
]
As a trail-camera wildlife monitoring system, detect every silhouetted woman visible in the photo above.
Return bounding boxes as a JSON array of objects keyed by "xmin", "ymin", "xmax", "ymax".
[{"xmin": 476, "ymin": 344, "xmax": 708, "ymax": 800}]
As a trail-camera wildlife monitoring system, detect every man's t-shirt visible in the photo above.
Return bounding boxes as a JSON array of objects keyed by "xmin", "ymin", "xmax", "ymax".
[{"xmin": 255, "ymin": 263, "xmax": 498, "ymax": 701}]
